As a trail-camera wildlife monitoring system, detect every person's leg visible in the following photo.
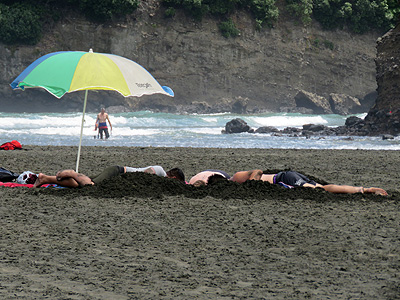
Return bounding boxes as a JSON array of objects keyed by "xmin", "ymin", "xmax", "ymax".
[
  {"xmin": 104, "ymin": 128, "xmax": 110, "ymax": 139},
  {"xmin": 90, "ymin": 166, "xmax": 125, "ymax": 184},
  {"xmin": 33, "ymin": 173, "xmax": 80, "ymax": 188},
  {"xmin": 56, "ymin": 169, "xmax": 94, "ymax": 186},
  {"xmin": 99, "ymin": 128, "xmax": 104, "ymax": 139}
]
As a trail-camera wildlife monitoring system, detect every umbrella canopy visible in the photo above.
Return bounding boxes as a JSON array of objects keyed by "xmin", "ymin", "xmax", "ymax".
[
  {"xmin": 11, "ymin": 49, "xmax": 174, "ymax": 172},
  {"xmin": 11, "ymin": 49, "xmax": 174, "ymax": 98}
]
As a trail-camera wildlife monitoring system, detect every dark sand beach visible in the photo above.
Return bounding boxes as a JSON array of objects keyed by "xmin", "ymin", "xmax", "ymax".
[{"xmin": 1, "ymin": 146, "xmax": 399, "ymax": 299}]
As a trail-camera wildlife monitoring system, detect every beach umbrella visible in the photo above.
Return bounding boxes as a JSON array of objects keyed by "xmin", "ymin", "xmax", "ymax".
[{"xmin": 10, "ymin": 49, "xmax": 174, "ymax": 172}]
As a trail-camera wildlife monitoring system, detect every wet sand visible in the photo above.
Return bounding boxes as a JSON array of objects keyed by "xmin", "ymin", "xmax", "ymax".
[{"xmin": 1, "ymin": 146, "xmax": 399, "ymax": 299}]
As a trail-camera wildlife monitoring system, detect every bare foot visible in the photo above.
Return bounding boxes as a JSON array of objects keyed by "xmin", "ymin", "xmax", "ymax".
[
  {"xmin": 33, "ymin": 173, "xmax": 44, "ymax": 188},
  {"xmin": 364, "ymin": 187, "xmax": 388, "ymax": 196}
]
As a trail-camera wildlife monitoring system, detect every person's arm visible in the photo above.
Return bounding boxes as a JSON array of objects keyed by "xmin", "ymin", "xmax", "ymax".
[
  {"xmin": 322, "ymin": 184, "xmax": 388, "ymax": 196},
  {"xmin": 56, "ymin": 169, "xmax": 94, "ymax": 186},
  {"xmin": 192, "ymin": 180, "xmax": 206, "ymax": 187},
  {"xmin": 144, "ymin": 167, "xmax": 156, "ymax": 174},
  {"xmin": 249, "ymin": 169, "xmax": 263, "ymax": 180},
  {"xmin": 363, "ymin": 187, "xmax": 388, "ymax": 196},
  {"xmin": 231, "ymin": 169, "xmax": 263, "ymax": 183},
  {"xmin": 95, "ymin": 115, "xmax": 100, "ymax": 130}
]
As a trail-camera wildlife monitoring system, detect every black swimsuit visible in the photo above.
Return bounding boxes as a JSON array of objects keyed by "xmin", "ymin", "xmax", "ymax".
[{"xmin": 273, "ymin": 171, "xmax": 317, "ymax": 187}]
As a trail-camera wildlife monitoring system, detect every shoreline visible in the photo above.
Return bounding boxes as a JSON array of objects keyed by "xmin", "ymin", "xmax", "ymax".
[{"xmin": 3, "ymin": 111, "xmax": 400, "ymax": 150}]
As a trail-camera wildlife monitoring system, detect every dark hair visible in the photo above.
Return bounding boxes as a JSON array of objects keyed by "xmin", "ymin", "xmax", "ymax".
[
  {"xmin": 207, "ymin": 174, "xmax": 227, "ymax": 185},
  {"xmin": 166, "ymin": 168, "xmax": 185, "ymax": 182}
]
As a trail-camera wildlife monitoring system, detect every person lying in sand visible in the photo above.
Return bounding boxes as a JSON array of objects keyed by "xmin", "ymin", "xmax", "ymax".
[
  {"xmin": 230, "ymin": 169, "xmax": 388, "ymax": 196},
  {"xmin": 34, "ymin": 165, "xmax": 185, "ymax": 188},
  {"xmin": 188, "ymin": 170, "xmax": 231, "ymax": 186}
]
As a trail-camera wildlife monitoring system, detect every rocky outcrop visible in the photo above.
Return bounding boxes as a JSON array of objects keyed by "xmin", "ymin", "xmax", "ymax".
[
  {"xmin": 0, "ymin": 0, "xmax": 380, "ymax": 113},
  {"xmin": 294, "ymin": 90, "xmax": 333, "ymax": 114},
  {"xmin": 360, "ymin": 23, "xmax": 400, "ymax": 135},
  {"xmin": 222, "ymin": 116, "xmax": 389, "ymax": 138},
  {"xmin": 360, "ymin": 91, "xmax": 378, "ymax": 111},
  {"xmin": 255, "ymin": 126, "xmax": 280, "ymax": 134},
  {"xmin": 291, "ymin": 90, "xmax": 371, "ymax": 115},
  {"xmin": 222, "ymin": 118, "xmax": 253, "ymax": 134},
  {"xmin": 329, "ymin": 93, "xmax": 362, "ymax": 115}
]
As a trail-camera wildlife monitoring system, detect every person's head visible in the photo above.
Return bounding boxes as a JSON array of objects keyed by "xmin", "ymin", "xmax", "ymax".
[
  {"xmin": 101, "ymin": 107, "xmax": 105, "ymax": 113},
  {"xmin": 166, "ymin": 168, "xmax": 185, "ymax": 182},
  {"xmin": 207, "ymin": 174, "xmax": 228, "ymax": 185},
  {"xmin": 17, "ymin": 171, "xmax": 38, "ymax": 184}
]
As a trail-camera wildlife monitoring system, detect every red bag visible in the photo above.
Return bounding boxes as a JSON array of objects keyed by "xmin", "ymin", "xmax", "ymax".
[{"xmin": 0, "ymin": 140, "xmax": 22, "ymax": 150}]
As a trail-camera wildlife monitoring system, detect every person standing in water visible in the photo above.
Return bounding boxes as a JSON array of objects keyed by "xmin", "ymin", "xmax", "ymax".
[{"xmin": 95, "ymin": 107, "xmax": 112, "ymax": 139}]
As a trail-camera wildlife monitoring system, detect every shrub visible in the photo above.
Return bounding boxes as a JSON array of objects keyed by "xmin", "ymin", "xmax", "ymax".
[
  {"xmin": 76, "ymin": 0, "xmax": 139, "ymax": 22},
  {"xmin": 165, "ymin": 7, "xmax": 176, "ymax": 18},
  {"xmin": 249, "ymin": 0, "xmax": 279, "ymax": 27},
  {"xmin": 313, "ymin": 0, "xmax": 398, "ymax": 33},
  {"xmin": 0, "ymin": 2, "xmax": 42, "ymax": 45},
  {"xmin": 219, "ymin": 18, "xmax": 240, "ymax": 38},
  {"xmin": 323, "ymin": 39, "xmax": 334, "ymax": 50},
  {"xmin": 162, "ymin": 0, "xmax": 279, "ymax": 28},
  {"xmin": 286, "ymin": 0, "xmax": 313, "ymax": 25},
  {"xmin": 162, "ymin": 0, "xmax": 207, "ymax": 20},
  {"xmin": 209, "ymin": 0, "xmax": 242, "ymax": 15}
]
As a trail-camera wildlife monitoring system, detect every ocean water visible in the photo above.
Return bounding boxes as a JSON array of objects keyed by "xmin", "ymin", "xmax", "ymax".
[{"xmin": 1, "ymin": 111, "xmax": 399, "ymax": 150}]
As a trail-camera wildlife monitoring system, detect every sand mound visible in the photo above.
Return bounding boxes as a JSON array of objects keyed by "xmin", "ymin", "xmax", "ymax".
[{"xmin": 36, "ymin": 172, "xmax": 394, "ymax": 202}]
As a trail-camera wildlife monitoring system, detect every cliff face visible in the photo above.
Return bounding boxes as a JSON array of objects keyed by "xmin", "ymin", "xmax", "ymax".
[
  {"xmin": 0, "ymin": 1, "xmax": 380, "ymax": 113},
  {"xmin": 363, "ymin": 23, "xmax": 400, "ymax": 135}
]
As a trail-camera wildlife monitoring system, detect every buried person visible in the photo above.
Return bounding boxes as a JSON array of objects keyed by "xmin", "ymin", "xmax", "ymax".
[
  {"xmin": 230, "ymin": 169, "xmax": 388, "ymax": 196},
  {"xmin": 188, "ymin": 169, "xmax": 231, "ymax": 187},
  {"xmin": 33, "ymin": 165, "xmax": 185, "ymax": 188}
]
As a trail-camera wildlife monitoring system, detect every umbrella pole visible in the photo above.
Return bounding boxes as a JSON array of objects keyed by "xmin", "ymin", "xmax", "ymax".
[{"xmin": 76, "ymin": 90, "xmax": 88, "ymax": 173}]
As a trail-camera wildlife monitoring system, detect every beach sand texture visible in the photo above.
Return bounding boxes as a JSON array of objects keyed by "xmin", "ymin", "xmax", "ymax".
[{"xmin": 1, "ymin": 146, "xmax": 399, "ymax": 299}]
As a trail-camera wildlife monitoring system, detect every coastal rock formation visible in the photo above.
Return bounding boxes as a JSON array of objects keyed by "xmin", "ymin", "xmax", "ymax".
[
  {"xmin": 294, "ymin": 90, "xmax": 333, "ymax": 114},
  {"xmin": 291, "ymin": 90, "xmax": 370, "ymax": 115},
  {"xmin": 255, "ymin": 126, "xmax": 280, "ymax": 134},
  {"xmin": 329, "ymin": 93, "xmax": 362, "ymax": 115},
  {"xmin": 225, "ymin": 22, "xmax": 400, "ymax": 136},
  {"xmin": 360, "ymin": 23, "xmax": 400, "ymax": 135},
  {"xmin": 222, "ymin": 118, "xmax": 252, "ymax": 134},
  {"xmin": 222, "ymin": 116, "xmax": 388, "ymax": 137},
  {"xmin": 0, "ymin": 1, "xmax": 380, "ymax": 113}
]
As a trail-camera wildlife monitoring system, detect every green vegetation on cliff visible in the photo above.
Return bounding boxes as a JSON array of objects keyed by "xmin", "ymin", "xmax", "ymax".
[
  {"xmin": 0, "ymin": 2, "xmax": 42, "ymax": 45},
  {"xmin": 312, "ymin": 0, "xmax": 400, "ymax": 33},
  {"xmin": 0, "ymin": 0, "xmax": 138, "ymax": 44},
  {"xmin": 163, "ymin": 0, "xmax": 399, "ymax": 33},
  {"xmin": 0, "ymin": 0, "xmax": 398, "ymax": 45}
]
